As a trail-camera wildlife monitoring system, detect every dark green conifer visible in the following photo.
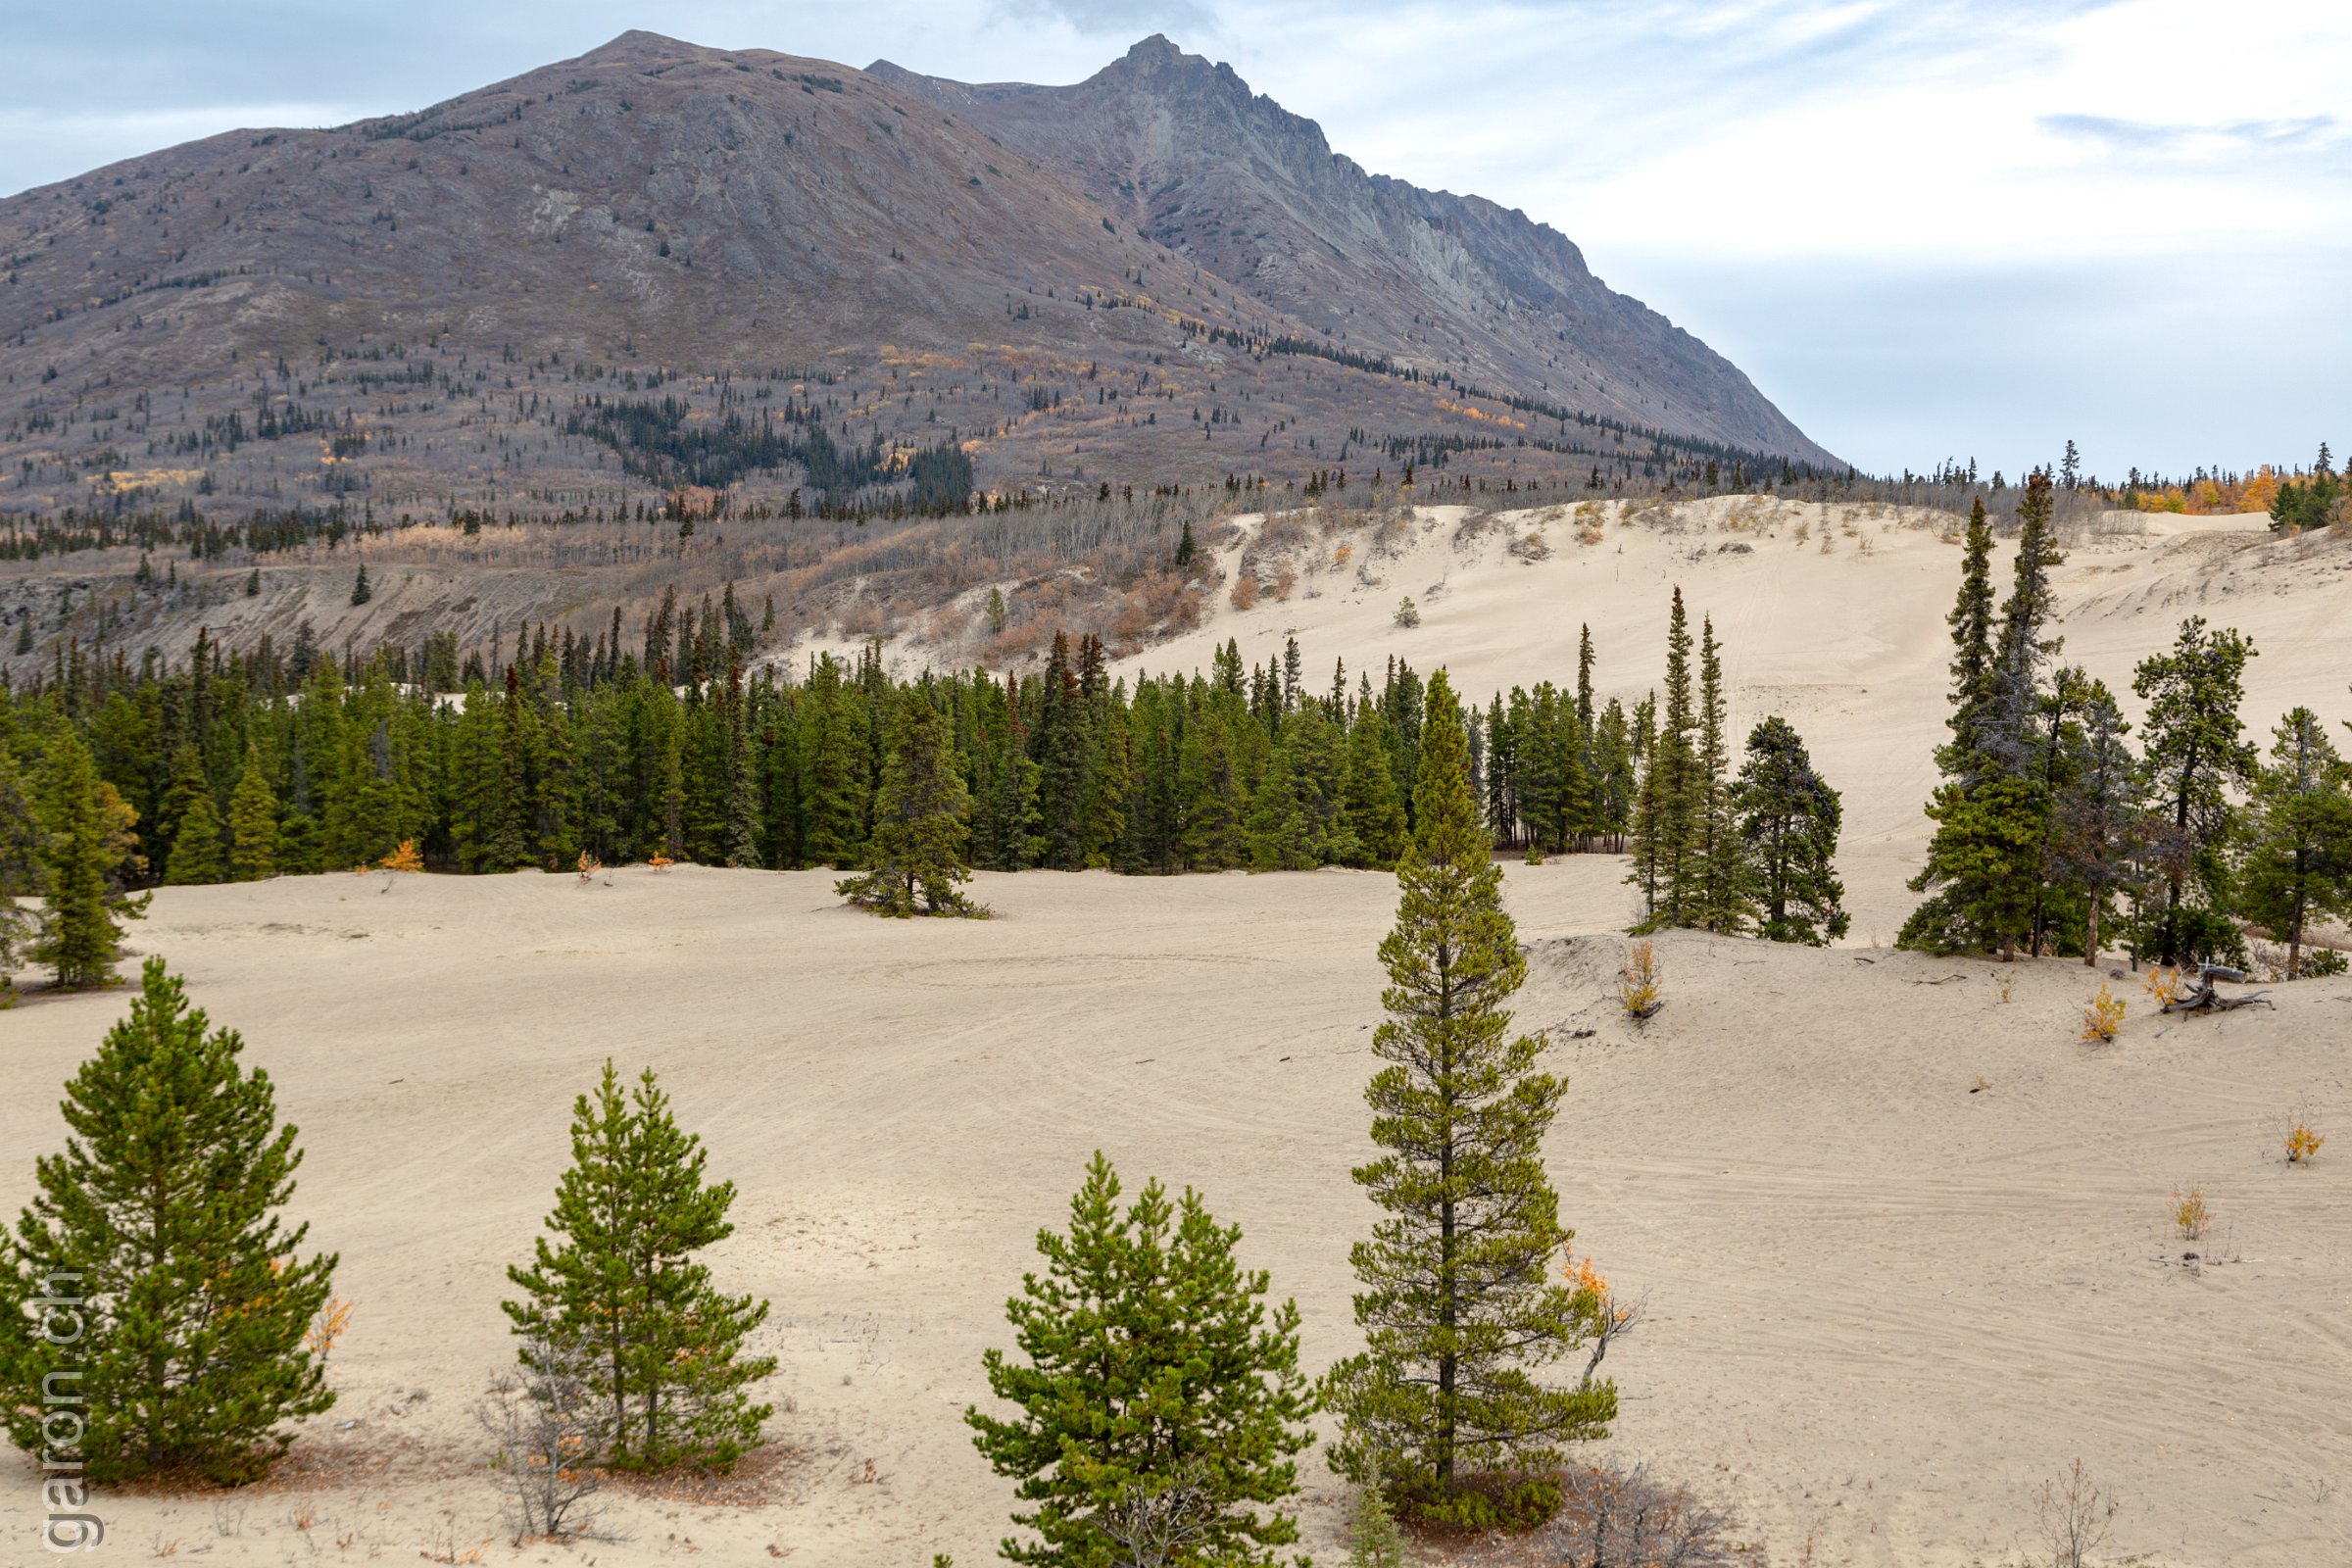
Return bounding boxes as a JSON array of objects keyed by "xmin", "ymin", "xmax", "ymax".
[
  {"xmin": 1326, "ymin": 671, "xmax": 1612, "ymax": 1522},
  {"xmin": 1733, "ymin": 716, "xmax": 1847, "ymax": 945},
  {"xmin": 839, "ymin": 687, "xmax": 980, "ymax": 916},
  {"xmin": 503, "ymin": 1063, "xmax": 775, "ymax": 1471},
  {"xmin": 32, "ymin": 732, "xmax": 147, "ymax": 989},
  {"xmin": 2132, "ymin": 616, "xmax": 2257, "ymax": 965},
  {"xmin": 227, "ymin": 743, "xmax": 279, "ymax": 882},
  {"xmin": 2237, "ymin": 707, "xmax": 2352, "ymax": 977},
  {"xmin": 0, "ymin": 960, "xmax": 336, "ymax": 1483},
  {"xmin": 967, "ymin": 1153, "xmax": 1314, "ymax": 1567}
]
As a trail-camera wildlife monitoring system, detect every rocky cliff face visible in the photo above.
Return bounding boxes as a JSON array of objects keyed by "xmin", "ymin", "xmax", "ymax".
[{"xmin": 870, "ymin": 36, "xmax": 1833, "ymax": 465}]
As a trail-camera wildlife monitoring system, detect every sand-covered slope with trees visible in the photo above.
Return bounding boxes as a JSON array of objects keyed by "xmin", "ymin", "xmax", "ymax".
[
  {"xmin": 1, "ymin": 865, "xmax": 2345, "ymax": 1565},
  {"xmin": 802, "ymin": 495, "xmax": 2352, "ymax": 940}
]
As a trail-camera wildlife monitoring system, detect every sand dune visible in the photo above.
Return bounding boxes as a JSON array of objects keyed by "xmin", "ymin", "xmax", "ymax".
[
  {"xmin": 801, "ymin": 497, "xmax": 2352, "ymax": 943},
  {"xmin": 4, "ymin": 863, "xmax": 2347, "ymax": 1566}
]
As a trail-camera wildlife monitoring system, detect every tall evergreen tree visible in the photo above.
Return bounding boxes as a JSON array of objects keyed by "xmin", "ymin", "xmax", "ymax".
[
  {"xmin": 1327, "ymin": 671, "xmax": 1612, "ymax": 1522},
  {"xmin": 967, "ymin": 1153, "xmax": 1315, "ymax": 1568},
  {"xmin": 839, "ymin": 686, "xmax": 980, "ymax": 916},
  {"xmin": 0, "ymin": 743, "xmax": 39, "ymax": 997},
  {"xmin": 0, "ymin": 960, "xmax": 336, "ymax": 1483},
  {"xmin": 2132, "ymin": 616, "xmax": 2256, "ymax": 966},
  {"xmin": 1692, "ymin": 615, "xmax": 1751, "ymax": 932},
  {"xmin": 503, "ymin": 1063, "xmax": 775, "ymax": 1471},
  {"xmin": 2049, "ymin": 681, "xmax": 2140, "ymax": 964},
  {"xmin": 31, "ymin": 732, "xmax": 147, "ymax": 989},
  {"xmin": 1628, "ymin": 590, "xmax": 1699, "ymax": 931},
  {"xmin": 2236, "ymin": 707, "xmax": 2352, "ymax": 978},
  {"xmin": 1341, "ymin": 699, "xmax": 1409, "ymax": 869},
  {"xmin": 227, "ymin": 742, "xmax": 279, "ymax": 882},
  {"xmin": 1903, "ymin": 473, "xmax": 2064, "ymax": 956},
  {"xmin": 1732, "ymin": 717, "xmax": 1847, "ymax": 945}
]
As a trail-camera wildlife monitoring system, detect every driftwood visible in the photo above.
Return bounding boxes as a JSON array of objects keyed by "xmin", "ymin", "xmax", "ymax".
[{"xmin": 2160, "ymin": 963, "xmax": 2276, "ymax": 1015}]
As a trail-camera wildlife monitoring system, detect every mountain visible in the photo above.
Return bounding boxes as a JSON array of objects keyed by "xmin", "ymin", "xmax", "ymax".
[
  {"xmin": 869, "ymin": 37, "xmax": 1827, "ymax": 466},
  {"xmin": 0, "ymin": 30, "xmax": 1830, "ymax": 538}
]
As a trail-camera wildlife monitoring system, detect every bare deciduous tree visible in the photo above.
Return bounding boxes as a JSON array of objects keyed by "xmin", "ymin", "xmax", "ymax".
[
  {"xmin": 471, "ymin": 1336, "xmax": 619, "ymax": 1544},
  {"xmin": 1547, "ymin": 1457, "xmax": 1737, "ymax": 1568},
  {"xmin": 2033, "ymin": 1459, "xmax": 2117, "ymax": 1568}
]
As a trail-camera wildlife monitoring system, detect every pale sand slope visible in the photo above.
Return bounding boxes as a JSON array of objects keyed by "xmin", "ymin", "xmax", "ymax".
[
  {"xmin": 4, "ymin": 866, "xmax": 2347, "ymax": 1566},
  {"xmin": 800, "ymin": 498, "xmax": 2352, "ymax": 945}
]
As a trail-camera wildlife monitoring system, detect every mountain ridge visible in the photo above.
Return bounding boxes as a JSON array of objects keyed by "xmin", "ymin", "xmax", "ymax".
[{"xmin": 0, "ymin": 28, "xmax": 1833, "ymax": 538}]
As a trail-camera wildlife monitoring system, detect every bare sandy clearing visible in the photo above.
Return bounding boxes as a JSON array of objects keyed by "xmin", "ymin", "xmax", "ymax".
[{"xmin": 4, "ymin": 864, "xmax": 2346, "ymax": 1566}]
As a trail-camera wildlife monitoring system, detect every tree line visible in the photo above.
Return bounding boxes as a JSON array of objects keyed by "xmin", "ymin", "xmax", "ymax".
[{"xmin": 0, "ymin": 588, "xmax": 1854, "ymax": 992}]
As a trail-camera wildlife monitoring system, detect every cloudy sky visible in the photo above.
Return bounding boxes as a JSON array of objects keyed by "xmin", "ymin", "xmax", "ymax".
[{"xmin": 4, "ymin": 0, "xmax": 2343, "ymax": 477}]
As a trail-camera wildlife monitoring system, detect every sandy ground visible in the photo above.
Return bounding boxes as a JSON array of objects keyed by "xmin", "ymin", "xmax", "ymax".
[
  {"xmin": 2, "ymin": 863, "xmax": 2347, "ymax": 1567},
  {"xmin": 9, "ymin": 504, "xmax": 2352, "ymax": 1565}
]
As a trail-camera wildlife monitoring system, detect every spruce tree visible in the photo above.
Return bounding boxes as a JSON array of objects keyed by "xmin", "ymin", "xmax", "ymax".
[
  {"xmin": 1732, "ymin": 716, "xmax": 1847, "ymax": 945},
  {"xmin": 1903, "ymin": 473, "xmax": 2063, "ymax": 956},
  {"xmin": 2049, "ymin": 681, "xmax": 2140, "ymax": 964},
  {"xmin": 32, "ymin": 732, "xmax": 147, "ymax": 989},
  {"xmin": 2237, "ymin": 707, "xmax": 2352, "ymax": 978},
  {"xmin": 1628, "ymin": 590, "xmax": 1698, "ymax": 931},
  {"xmin": 350, "ymin": 564, "xmax": 371, "ymax": 606},
  {"xmin": 2132, "ymin": 616, "xmax": 2256, "ymax": 966},
  {"xmin": 0, "ymin": 743, "xmax": 37, "ymax": 997},
  {"xmin": 1692, "ymin": 614, "xmax": 1751, "ymax": 932},
  {"xmin": 158, "ymin": 744, "xmax": 219, "ymax": 886},
  {"xmin": 966, "ymin": 1152, "xmax": 1314, "ymax": 1568},
  {"xmin": 227, "ymin": 742, "xmax": 279, "ymax": 881},
  {"xmin": 1327, "ymin": 670, "xmax": 1612, "ymax": 1522},
  {"xmin": 503, "ymin": 1063, "xmax": 775, "ymax": 1471},
  {"xmin": 0, "ymin": 960, "xmax": 336, "ymax": 1483},
  {"xmin": 1341, "ymin": 699, "xmax": 1408, "ymax": 868},
  {"xmin": 839, "ymin": 686, "xmax": 980, "ymax": 916}
]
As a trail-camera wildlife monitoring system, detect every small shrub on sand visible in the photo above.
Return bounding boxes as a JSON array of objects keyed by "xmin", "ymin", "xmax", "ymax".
[
  {"xmin": 1547, "ymin": 1457, "xmax": 1738, "ymax": 1568},
  {"xmin": 1619, "ymin": 940, "xmax": 1661, "ymax": 1020},
  {"xmin": 2033, "ymin": 1459, "xmax": 2117, "ymax": 1568},
  {"xmin": 575, "ymin": 852, "xmax": 601, "ymax": 883},
  {"xmin": 2081, "ymin": 983, "xmax": 2125, "ymax": 1043},
  {"xmin": 1230, "ymin": 574, "xmax": 1260, "ymax": 611},
  {"xmin": 472, "ymin": 1336, "xmax": 614, "ymax": 1544},
  {"xmin": 378, "ymin": 840, "xmax": 423, "ymax": 873},
  {"xmin": 2170, "ymin": 1183, "xmax": 2211, "ymax": 1240},
  {"xmin": 647, "ymin": 852, "xmax": 673, "ymax": 873},
  {"xmin": 2284, "ymin": 1103, "xmax": 2327, "ymax": 1164},
  {"xmin": 1393, "ymin": 595, "xmax": 1419, "ymax": 628},
  {"xmin": 2144, "ymin": 965, "xmax": 2184, "ymax": 1008}
]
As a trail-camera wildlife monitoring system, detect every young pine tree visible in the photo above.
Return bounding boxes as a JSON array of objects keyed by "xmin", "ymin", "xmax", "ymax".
[
  {"xmin": 1326, "ymin": 670, "xmax": 1613, "ymax": 1524},
  {"xmin": 1733, "ymin": 716, "xmax": 1847, "ymax": 946},
  {"xmin": 32, "ymin": 731, "xmax": 147, "ymax": 989},
  {"xmin": 227, "ymin": 742, "xmax": 280, "ymax": 882},
  {"xmin": 966, "ymin": 1152, "xmax": 1315, "ymax": 1568},
  {"xmin": 503, "ymin": 1063, "xmax": 775, "ymax": 1471},
  {"xmin": 0, "ymin": 960, "xmax": 336, "ymax": 1483},
  {"xmin": 838, "ymin": 686, "xmax": 981, "ymax": 916},
  {"xmin": 2236, "ymin": 707, "xmax": 2352, "ymax": 978}
]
